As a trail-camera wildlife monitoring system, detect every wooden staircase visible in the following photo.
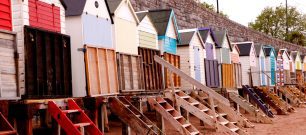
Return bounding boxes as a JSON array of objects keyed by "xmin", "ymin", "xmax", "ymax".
[
  {"xmin": 278, "ymin": 87, "xmax": 302, "ymax": 107},
  {"xmin": 109, "ymin": 97, "xmax": 161, "ymax": 135},
  {"xmin": 190, "ymin": 91, "xmax": 254, "ymax": 128},
  {"xmin": 174, "ymin": 90, "xmax": 248, "ymax": 135},
  {"xmin": 287, "ymin": 86, "xmax": 306, "ymax": 103},
  {"xmin": 0, "ymin": 112, "xmax": 16, "ymax": 135},
  {"xmin": 228, "ymin": 92, "xmax": 272, "ymax": 124},
  {"xmin": 148, "ymin": 97, "xmax": 201, "ymax": 135},
  {"xmin": 256, "ymin": 87, "xmax": 295, "ymax": 113},
  {"xmin": 48, "ymin": 99, "xmax": 103, "ymax": 135},
  {"xmin": 242, "ymin": 85, "xmax": 274, "ymax": 117}
]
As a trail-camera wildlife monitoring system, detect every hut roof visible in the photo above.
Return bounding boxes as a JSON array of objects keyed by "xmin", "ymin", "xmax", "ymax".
[{"xmin": 236, "ymin": 42, "xmax": 253, "ymax": 56}]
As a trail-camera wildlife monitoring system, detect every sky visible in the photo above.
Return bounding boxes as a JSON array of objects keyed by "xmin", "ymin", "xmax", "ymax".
[{"xmin": 201, "ymin": 0, "xmax": 306, "ymax": 26}]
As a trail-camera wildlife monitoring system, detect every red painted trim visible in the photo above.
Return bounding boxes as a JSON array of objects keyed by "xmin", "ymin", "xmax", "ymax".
[
  {"xmin": 0, "ymin": 0, "xmax": 12, "ymax": 31},
  {"xmin": 29, "ymin": 0, "xmax": 61, "ymax": 32}
]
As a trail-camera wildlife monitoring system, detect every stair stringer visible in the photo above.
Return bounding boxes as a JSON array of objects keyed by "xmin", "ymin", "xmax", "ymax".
[
  {"xmin": 228, "ymin": 92, "xmax": 273, "ymax": 124},
  {"xmin": 0, "ymin": 112, "xmax": 16, "ymax": 135},
  {"xmin": 148, "ymin": 97, "xmax": 201, "ymax": 135},
  {"xmin": 174, "ymin": 91, "xmax": 249, "ymax": 135},
  {"xmin": 108, "ymin": 97, "xmax": 160, "ymax": 135}
]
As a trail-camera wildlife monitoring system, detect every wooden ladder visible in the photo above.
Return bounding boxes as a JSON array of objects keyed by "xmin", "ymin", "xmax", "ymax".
[
  {"xmin": 148, "ymin": 97, "xmax": 201, "ymax": 135},
  {"xmin": 48, "ymin": 99, "xmax": 103, "ymax": 135},
  {"xmin": 256, "ymin": 87, "xmax": 295, "ymax": 113},
  {"xmin": 109, "ymin": 97, "xmax": 161, "ymax": 135},
  {"xmin": 242, "ymin": 85, "xmax": 274, "ymax": 117},
  {"xmin": 228, "ymin": 92, "xmax": 272, "ymax": 124},
  {"xmin": 0, "ymin": 112, "xmax": 16, "ymax": 135},
  {"xmin": 287, "ymin": 86, "xmax": 306, "ymax": 103}
]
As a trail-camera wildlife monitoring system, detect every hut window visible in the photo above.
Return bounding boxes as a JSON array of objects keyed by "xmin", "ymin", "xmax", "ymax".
[{"xmin": 95, "ymin": 1, "xmax": 99, "ymax": 8}]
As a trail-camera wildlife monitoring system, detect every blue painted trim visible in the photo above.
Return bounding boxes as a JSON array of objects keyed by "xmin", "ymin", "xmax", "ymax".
[{"xmin": 164, "ymin": 9, "xmax": 181, "ymax": 43}]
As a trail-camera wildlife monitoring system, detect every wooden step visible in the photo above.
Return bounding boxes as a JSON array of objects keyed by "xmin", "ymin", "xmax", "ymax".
[
  {"xmin": 74, "ymin": 122, "xmax": 91, "ymax": 128},
  {"xmin": 0, "ymin": 131, "xmax": 16, "ymax": 135},
  {"xmin": 219, "ymin": 121, "xmax": 229, "ymax": 125},
  {"xmin": 165, "ymin": 108, "xmax": 175, "ymax": 112},
  {"xmin": 173, "ymin": 116, "xmax": 183, "ymax": 120},
  {"xmin": 190, "ymin": 102, "xmax": 200, "ymax": 106},
  {"xmin": 230, "ymin": 127, "xmax": 239, "ymax": 132},
  {"xmin": 62, "ymin": 109, "xmax": 80, "ymax": 114},
  {"xmin": 200, "ymin": 108, "xmax": 209, "ymax": 112},
  {"xmin": 182, "ymin": 123, "xmax": 191, "ymax": 128},
  {"xmin": 180, "ymin": 96, "xmax": 190, "ymax": 99},
  {"xmin": 158, "ymin": 100, "xmax": 167, "ymax": 104},
  {"xmin": 124, "ymin": 104, "xmax": 130, "ymax": 107},
  {"xmin": 218, "ymin": 113, "xmax": 227, "ymax": 117},
  {"xmin": 190, "ymin": 131, "xmax": 200, "ymax": 135}
]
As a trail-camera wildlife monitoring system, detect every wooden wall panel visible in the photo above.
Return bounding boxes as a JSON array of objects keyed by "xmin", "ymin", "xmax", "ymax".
[
  {"xmin": 296, "ymin": 70, "xmax": 304, "ymax": 85},
  {"xmin": 117, "ymin": 53, "xmax": 144, "ymax": 92},
  {"xmin": 0, "ymin": 0, "xmax": 12, "ymax": 31},
  {"xmin": 85, "ymin": 46, "xmax": 119, "ymax": 96},
  {"xmin": 221, "ymin": 64, "xmax": 235, "ymax": 88},
  {"xmin": 24, "ymin": 26, "xmax": 72, "ymax": 98},
  {"xmin": 204, "ymin": 59, "xmax": 219, "ymax": 88},
  {"xmin": 0, "ymin": 31, "xmax": 18, "ymax": 99},
  {"xmin": 28, "ymin": 0, "xmax": 61, "ymax": 32},
  {"xmin": 163, "ymin": 53, "xmax": 181, "ymax": 88},
  {"xmin": 138, "ymin": 47, "xmax": 163, "ymax": 91}
]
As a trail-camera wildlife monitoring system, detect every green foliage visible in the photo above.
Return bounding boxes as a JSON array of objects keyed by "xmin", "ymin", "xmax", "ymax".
[
  {"xmin": 249, "ymin": 5, "xmax": 306, "ymax": 46},
  {"xmin": 200, "ymin": 2, "xmax": 228, "ymax": 18}
]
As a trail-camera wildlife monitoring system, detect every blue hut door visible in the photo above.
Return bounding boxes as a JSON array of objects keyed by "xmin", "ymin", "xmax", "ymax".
[
  {"xmin": 260, "ymin": 57, "xmax": 266, "ymax": 86},
  {"xmin": 270, "ymin": 55, "xmax": 276, "ymax": 85},
  {"xmin": 194, "ymin": 46, "xmax": 201, "ymax": 81}
]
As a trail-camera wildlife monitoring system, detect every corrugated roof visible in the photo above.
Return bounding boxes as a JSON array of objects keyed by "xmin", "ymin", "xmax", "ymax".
[
  {"xmin": 236, "ymin": 43, "xmax": 253, "ymax": 56},
  {"xmin": 106, "ymin": 0, "xmax": 122, "ymax": 14},
  {"xmin": 178, "ymin": 31, "xmax": 195, "ymax": 46},
  {"xmin": 147, "ymin": 9, "xmax": 172, "ymax": 35}
]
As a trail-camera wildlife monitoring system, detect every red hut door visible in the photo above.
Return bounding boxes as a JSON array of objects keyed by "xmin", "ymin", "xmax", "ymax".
[{"xmin": 0, "ymin": 0, "xmax": 12, "ymax": 31}]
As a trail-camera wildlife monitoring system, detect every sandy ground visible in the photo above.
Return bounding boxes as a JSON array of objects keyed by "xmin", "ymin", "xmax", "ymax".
[{"xmin": 105, "ymin": 107, "xmax": 306, "ymax": 135}]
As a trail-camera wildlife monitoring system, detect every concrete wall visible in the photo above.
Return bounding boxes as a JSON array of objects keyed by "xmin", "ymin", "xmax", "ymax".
[{"xmin": 130, "ymin": 0, "xmax": 306, "ymax": 53}]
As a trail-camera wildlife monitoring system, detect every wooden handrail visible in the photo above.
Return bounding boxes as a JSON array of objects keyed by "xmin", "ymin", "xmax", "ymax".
[{"xmin": 154, "ymin": 56, "xmax": 230, "ymax": 106}]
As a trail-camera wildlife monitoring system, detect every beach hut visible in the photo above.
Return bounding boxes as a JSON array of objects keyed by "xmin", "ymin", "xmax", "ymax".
[
  {"xmin": 12, "ymin": 0, "xmax": 71, "ymax": 98},
  {"xmin": 136, "ymin": 11, "xmax": 158, "ymax": 50},
  {"xmin": 64, "ymin": 0, "xmax": 118, "ymax": 97},
  {"xmin": 252, "ymin": 45, "xmax": 266, "ymax": 87},
  {"xmin": 177, "ymin": 29, "xmax": 206, "ymax": 90},
  {"xmin": 302, "ymin": 55, "xmax": 306, "ymax": 82},
  {"xmin": 276, "ymin": 49, "xmax": 291, "ymax": 85},
  {"xmin": 236, "ymin": 42, "xmax": 257, "ymax": 86},
  {"xmin": 135, "ymin": 11, "xmax": 163, "ymax": 91},
  {"xmin": 262, "ymin": 45, "xmax": 277, "ymax": 86},
  {"xmin": 147, "ymin": 9, "xmax": 180, "ymax": 55},
  {"xmin": 230, "ymin": 44, "xmax": 242, "ymax": 88},
  {"xmin": 290, "ymin": 51, "xmax": 303, "ymax": 84},
  {"xmin": 147, "ymin": 9, "xmax": 181, "ymax": 88},
  {"xmin": 106, "ymin": 0, "xmax": 148, "ymax": 92},
  {"xmin": 106, "ymin": 0, "xmax": 139, "ymax": 54},
  {"xmin": 198, "ymin": 28, "xmax": 219, "ymax": 88}
]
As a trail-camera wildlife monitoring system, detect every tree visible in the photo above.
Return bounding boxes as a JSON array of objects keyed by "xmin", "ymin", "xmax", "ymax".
[
  {"xmin": 249, "ymin": 5, "xmax": 306, "ymax": 46},
  {"xmin": 200, "ymin": 2, "xmax": 228, "ymax": 18}
]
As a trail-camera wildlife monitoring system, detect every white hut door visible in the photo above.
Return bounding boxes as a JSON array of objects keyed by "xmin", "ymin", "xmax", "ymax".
[{"xmin": 194, "ymin": 46, "xmax": 201, "ymax": 81}]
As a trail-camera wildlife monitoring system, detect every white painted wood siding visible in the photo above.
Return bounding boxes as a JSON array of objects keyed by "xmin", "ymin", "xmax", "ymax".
[
  {"xmin": 137, "ymin": 16, "xmax": 158, "ymax": 49},
  {"xmin": 83, "ymin": 0, "xmax": 111, "ymax": 19},
  {"xmin": 177, "ymin": 46, "xmax": 192, "ymax": 89},
  {"xmin": 251, "ymin": 57, "xmax": 260, "ymax": 86},
  {"xmin": 190, "ymin": 33, "xmax": 206, "ymax": 85}
]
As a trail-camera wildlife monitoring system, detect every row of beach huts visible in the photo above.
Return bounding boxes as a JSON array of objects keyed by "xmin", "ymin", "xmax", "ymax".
[{"xmin": 1, "ymin": 0, "xmax": 306, "ymax": 135}]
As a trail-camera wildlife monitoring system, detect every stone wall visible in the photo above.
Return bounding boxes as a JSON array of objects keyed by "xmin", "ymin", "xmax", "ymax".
[{"xmin": 130, "ymin": 0, "xmax": 306, "ymax": 53}]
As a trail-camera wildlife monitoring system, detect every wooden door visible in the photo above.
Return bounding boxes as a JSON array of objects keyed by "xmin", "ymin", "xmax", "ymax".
[
  {"xmin": 204, "ymin": 59, "xmax": 219, "ymax": 88},
  {"xmin": 270, "ymin": 56, "xmax": 276, "ymax": 85}
]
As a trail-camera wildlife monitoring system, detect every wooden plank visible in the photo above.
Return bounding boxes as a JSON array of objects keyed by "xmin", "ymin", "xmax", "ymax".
[{"xmin": 85, "ymin": 46, "xmax": 118, "ymax": 96}]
